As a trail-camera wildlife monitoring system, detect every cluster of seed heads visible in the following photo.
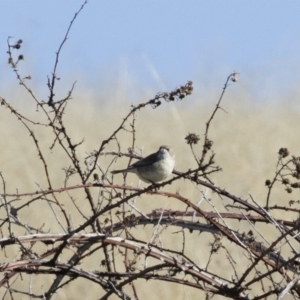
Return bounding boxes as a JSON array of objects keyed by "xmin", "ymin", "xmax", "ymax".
[
  {"xmin": 231, "ymin": 72, "xmax": 238, "ymax": 82},
  {"xmin": 7, "ymin": 38, "xmax": 24, "ymax": 67},
  {"xmin": 149, "ymin": 81, "xmax": 193, "ymax": 108},
  {"xmin": 204, "ymin": 139, "xmax": 213, "ymax": 150},
  {"xmin": 278, "ymin": 147, "xmax": 289, "ymax": 158},
  {"xmin": 165, "ymin": 80, "xmax": 193, "ymax": 101},
  {"xmin": 266, "ymin": 148, "xmax": 300, "ymax": 194},
  {"xmin": 185, "ymin": 133, "xmax": 200, "ymax": 145},
  {"xmin": 291, "ymin": 156, "xmax": 300, "ymax": 179},
  {"xmin": 11, "ymin": 39, "xmax": 23, "ymax": 50}
]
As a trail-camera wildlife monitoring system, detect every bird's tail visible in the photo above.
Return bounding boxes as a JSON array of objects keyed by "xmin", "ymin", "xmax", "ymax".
[{"xmin": 111, "ymin": 169, "xmax": 127, "ymax": 174}]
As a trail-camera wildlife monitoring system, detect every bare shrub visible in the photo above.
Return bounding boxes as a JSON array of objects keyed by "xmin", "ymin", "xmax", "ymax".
[{"xmin": 1, "ymin": 2, "xmax": 300, "ymax": 300}]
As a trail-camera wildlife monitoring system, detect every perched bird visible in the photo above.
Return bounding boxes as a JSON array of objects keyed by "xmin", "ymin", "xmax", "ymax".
[{"xmin": 111, "ymin": 145, "xmax": 175, "ymax": 183}]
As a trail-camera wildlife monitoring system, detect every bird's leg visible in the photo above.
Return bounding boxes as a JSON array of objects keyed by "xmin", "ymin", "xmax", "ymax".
[{"xmin": 148, "ymin": 181, "xmax": 160, "ymax": 191}]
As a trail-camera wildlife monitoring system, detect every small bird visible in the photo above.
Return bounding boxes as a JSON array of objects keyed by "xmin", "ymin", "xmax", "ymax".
[{"xmin": 111, "ymin": 145, "xmax": 175, "ymax": 183}]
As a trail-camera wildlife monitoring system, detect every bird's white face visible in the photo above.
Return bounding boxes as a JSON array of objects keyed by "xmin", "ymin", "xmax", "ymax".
[{"xmin": 158, "ymin": 146, "xmax": 175, "ymax": 159}]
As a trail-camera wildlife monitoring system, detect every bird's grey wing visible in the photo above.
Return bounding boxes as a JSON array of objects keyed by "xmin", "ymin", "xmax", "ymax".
[{"xmin": 130, "ymin": 153, "xmax": 160, "ymax": 168}]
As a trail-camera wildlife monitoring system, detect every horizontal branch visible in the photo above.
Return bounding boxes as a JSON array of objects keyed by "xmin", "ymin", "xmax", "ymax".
[{"xmin": 0, "ymin": 233, "xmax": 245, "ymax": 297}]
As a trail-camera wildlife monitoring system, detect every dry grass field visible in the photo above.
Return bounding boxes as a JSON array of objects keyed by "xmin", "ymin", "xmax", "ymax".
[{"xmin": 0, "ymin": 71, "xmax": 299, "ymax": 299}]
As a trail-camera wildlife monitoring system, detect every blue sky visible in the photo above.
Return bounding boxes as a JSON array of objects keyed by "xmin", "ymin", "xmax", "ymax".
[{"xmin": 1, "ymin": 1, "xmax": 300, "ymax": 101}]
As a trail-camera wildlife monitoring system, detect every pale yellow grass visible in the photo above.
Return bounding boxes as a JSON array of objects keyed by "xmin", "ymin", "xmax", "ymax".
[{"xmin": 0, "ymin": 77, "xmax": 298, "ymax": 299}]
